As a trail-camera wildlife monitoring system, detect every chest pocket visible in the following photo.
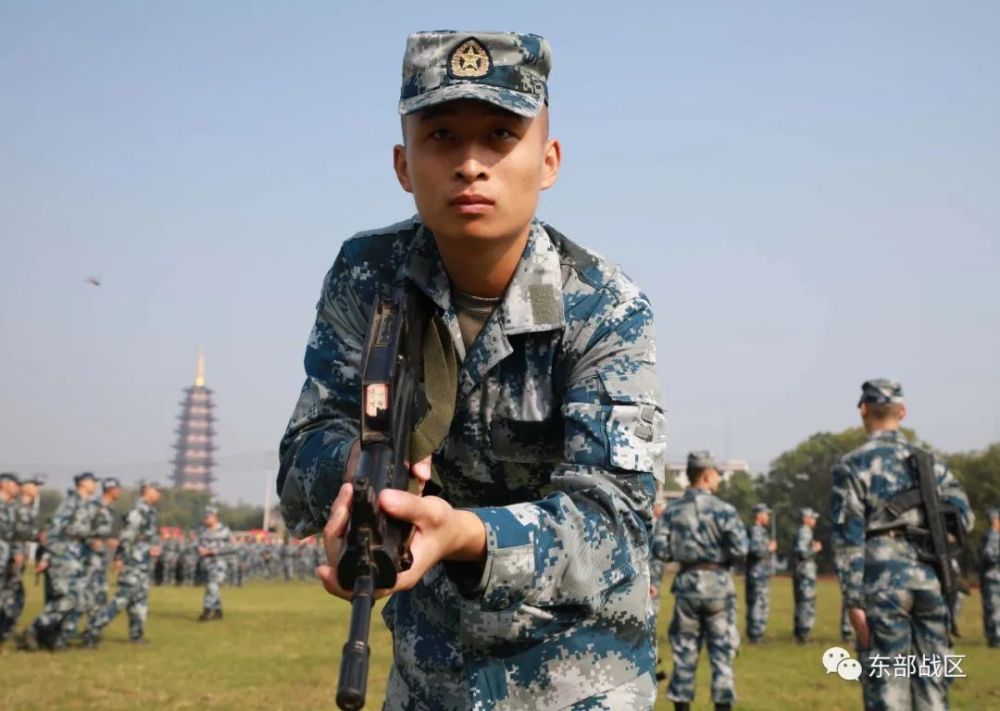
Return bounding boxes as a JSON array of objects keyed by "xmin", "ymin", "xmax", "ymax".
[{"xmin": 490, "ymin": 415, "xmax": 564, "ymax": 463}]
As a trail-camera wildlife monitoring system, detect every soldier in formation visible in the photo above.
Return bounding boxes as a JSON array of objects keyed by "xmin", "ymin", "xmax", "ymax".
[
  {"xmin": 196, "ymin": 506, "xmax": 234, "ymax": 621},
  {"xmin": 19, "ymin": 472, "xmax": 98, "ymax": 650},
  {"xmin": 745, "ymin": 502, "xmax": 775, "ymax": 644},
  {"xmin": 831, "ymin": 379, "xmax": 973, "ymax": 710},
  {"xmin": 0, "ymin": 474, "xmax": 41, "ymax": 643},
  {"xmin": 84, "ymin": 482, "xmax": 162, "ymax": 646},
  {"xmin": 654, "ymin": 451, "xmax": 748, "ymax": 711},
  {"xmin": 792, "ymin": 507, "xmax": 822, "ymax": 644}
]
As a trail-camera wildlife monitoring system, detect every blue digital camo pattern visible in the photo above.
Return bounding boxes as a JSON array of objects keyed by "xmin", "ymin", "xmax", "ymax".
[
  {"xmin": 399, "ymin": 32, "xmax": 550, "ymax": 118},
  {"xmin": 793, "ymin": 524, "xmax": 818, "ymax": 640},
  {"xmin": 0, "ymin": 497, "xmax": 37, "ymax": 640},
  {"xmin": 65, "ymin": 498, "xmax": 116, "ymax": 638},
  {"xmin": 745, "ymin": 523, "xmax": 771, "ymax": 641},
  {"xmin": 29, "ymin": 489, "xmax": 93, "ymax": 647},
  {"xmin": 0, "ymin": 495, "xmax": 17, "ymax": 640},
  {"xmin": 198, "ymin": 523, "xmax": 234, "ymax": 611},
  {"xmin": 279, "ymin": 217, "xmax": 667, "ymax": 710},
  {"xmin": 86, "ymin": 500, "xmax": 159, "ymax": 642},
  {"xmin": 981, "ymin": 526, "xmax": 1000, "ymax": 646},
  {"xmin": 830, "ymin": 429, "xmax": 973, "ymax": 710},
  {"xmin": 651, "ymin": 488, "xmax": 748, "ymax": 704}
]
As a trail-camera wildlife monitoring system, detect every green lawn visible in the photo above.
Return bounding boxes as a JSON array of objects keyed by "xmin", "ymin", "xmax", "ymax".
[{"xmin": 1, "ymin": 577, "xmax": 997, "ymax": 709}]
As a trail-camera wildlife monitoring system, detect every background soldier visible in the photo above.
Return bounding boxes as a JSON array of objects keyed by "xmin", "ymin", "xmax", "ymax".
[
  {"xmin": 792, "ymin": 507, "xmax": 822, "ymax": 644},
  {"xmin": 654, "ymin": 451, "xmax": 748, "ymax": 711},
  {"xmin": 1, "ymin": 475, "xmax": 41, "ymax": 643},
  {"xmin": 745, "ymin": 502, "xmax": 776, "ymax": 644},
  {"xmin": 982, "ymin": 507, "xmax": 1000, "ymax": 647},
  {"xmin": 20, "ymin": 471, "xmax": 97, "ymax": 651},
  {"xmin": 84, "ymin": 482, "xmax": 162, "ymax": 647},
  {"xmin": 67, "ymin": 477, "xmax": 121, "ymax": 642},
  {"xmin": 0, "ymin": 473, "xmax": 20, "ymax": 645},
  {"xmin": 161, "ymin": 530, "xmax": 181, "ymax": 586},
  {"xmin": 196, "ymin": 506, "xmax": 234, "ymax": 621},
  {"xmin": 181, "ymin": 531, "xmax": 199, "ymax": 586},
  {"xmin": 831, "ymin": 379, "xmax": 973, "ymax": 710}
]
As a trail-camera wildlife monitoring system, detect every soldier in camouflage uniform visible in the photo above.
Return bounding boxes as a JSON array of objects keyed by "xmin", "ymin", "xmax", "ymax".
[
  {"xmin": 0, "ymin": 473, "xmax": 21, "ymax": 644},
  {"xmin": 278, "ymin": 30, "xmax": 667, "ymax": 710},
  {"xmin": 1, "ymin": 475, "xmax": 41, "ymax": 643},
  {"xmin": 981, "ymin": 508, "xmax": 1000, "ymax": 648},
  {"xmin": 745, "ymin": 502, "xmax": 775, "ymax": 644},
  {"xmin": 792, "ymin": 507, "xmax": 822, "ymax": 644},
  {"xmin": 160, "ymin": 529, "xmax": 181, "ymax": 586},
  {"xmin": 652, "ymin": 451, "xmax": 747, "ymax": 711},
  {"xmin": 831, "ymin": 379, "xmax": 973, "ymax": 710},
  {"xmin": 197, "ymin": 506, "xmax": 234, "ymax": 620},
  {"xmin": 181, "ymin": 531, "xmax": 199, "ymax": 585},
  {"xmin": 83, "ymin": 482, "xmax": 162, "ymax": 646},
  {"xmin": 66, "ymin": 477, "xmax": 122, "ymax": 641},
  {"xmin": 20, "ymin": 472, "xmax": 98, "ymax": 650}
]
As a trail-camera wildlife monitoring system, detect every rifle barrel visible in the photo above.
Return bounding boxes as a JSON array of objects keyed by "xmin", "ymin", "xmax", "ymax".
[{"xmin": 336, "ymin": 573, "xmax": 375, "ymax": 711}]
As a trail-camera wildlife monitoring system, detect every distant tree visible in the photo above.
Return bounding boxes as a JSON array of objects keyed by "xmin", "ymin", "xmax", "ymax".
[
  {"xmin": 947, "ymin": 443, "xmax": 1000, "ymax": 575},
  {"xmin": 716, "ymin": 470, "xmax": 756, "ymax": 523}
]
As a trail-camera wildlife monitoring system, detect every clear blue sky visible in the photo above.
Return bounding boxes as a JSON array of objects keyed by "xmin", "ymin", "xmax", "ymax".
[{"xmin": 2, "ymin": 2, "xmax": 998, "ymax": 504}]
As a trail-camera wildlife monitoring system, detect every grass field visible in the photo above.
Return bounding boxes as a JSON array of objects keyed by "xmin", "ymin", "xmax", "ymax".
[{"xmin": 2, "ymin": 576, "xmax": 997, "ymax": 710}]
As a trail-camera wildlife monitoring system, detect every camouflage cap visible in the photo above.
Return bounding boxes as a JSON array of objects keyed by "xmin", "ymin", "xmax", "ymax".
[
  {"xmin": 204, "ymin": 505, "xmax": 218, "ymax": 516},
  {"xmin": 988, "ymin": 507, "xmax": 1000, "ymax": 522},
  {"xmin": 73, "ymin": 471, "xmax": 96, "ymax": 485},
  {"xmin": 102, "ymin": 477, "xmax": 122, "ymax": 492},
  {"xmin": 858, "ymin": 379, "xmax": 904, "ymax": 407},
  {"xmin": 25, "ymin": 475, "xmax": 45, "ymax": 486},
  {"xmin": 399, "ymin": 31, "xmax": 551, "ymax": 118},
  {"xmin": 800, "ymin": 507, "xmax": 820, "ymax": 519},
  {"xmin": 0, "ymin": 472, "xmax": 20, "ymax": 484},
  {"xmin": 687, "ymin": 450, "xmax": 717, "ymax": 471},
  {"xmin": 751, "ymin": 503, "xmax": 771, "ymax": 515}
]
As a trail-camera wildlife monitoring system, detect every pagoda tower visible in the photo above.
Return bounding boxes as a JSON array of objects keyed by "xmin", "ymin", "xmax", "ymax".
[{"xmin": 171, "ymin": 350, "xmax": 217, "ymax": 492}]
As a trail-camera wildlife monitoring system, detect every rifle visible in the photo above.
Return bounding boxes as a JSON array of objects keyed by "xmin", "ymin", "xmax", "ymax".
[
  {"xmin": 908, "ymin": 449, "xmax": 968, "ymax": 640},
  {"xmin": 336, "ymin": 281, "xmax": 426, "ymax": 711}
]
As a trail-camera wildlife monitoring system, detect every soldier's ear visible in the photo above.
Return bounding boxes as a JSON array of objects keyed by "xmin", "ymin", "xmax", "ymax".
[
  {"xmin": 897, "ymin": 404, "xmax": 907, "ymax": 421},
  {"xmin": 393, "ymin": 144, "xmax": 413, "ymax": 193}
]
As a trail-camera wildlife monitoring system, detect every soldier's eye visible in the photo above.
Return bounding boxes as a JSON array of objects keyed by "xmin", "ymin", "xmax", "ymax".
[
  {"xmin": 429, "ymin": 128, "xmax": 453, "ymax": 140},
  {"xmin": 492, "ymin": 128, "xmax": 515, "ymax": 140}
]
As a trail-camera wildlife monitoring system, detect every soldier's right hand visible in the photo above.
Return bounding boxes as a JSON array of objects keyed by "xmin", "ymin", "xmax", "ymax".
[
  {"xmin": 113, "ymin": 559, "xmax": 123, "ymax": 575},
  {"xmin": 768, "ymin": 541, "xmax": 777, "ymax": 552},
  {"xmin": 316, "ymin": 483, "xmax": 393, "ymax": 602},
  {"xmin": 812, "ymin": 541, "xmax": 822, "ymax": 552}
]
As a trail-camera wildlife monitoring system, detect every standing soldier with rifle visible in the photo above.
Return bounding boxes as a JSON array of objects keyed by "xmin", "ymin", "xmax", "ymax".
[
  {"xmin": 0, "ymin": 473, "xmax": 20, "ymax": 645},
  {"xmin": 745, "ymin": 502, "xmax": 776, "ymax": 644},
  {"xmin": 792, "ymin": 507, "xmax": 822, "ymax": 644},
  {"xmin": 831, "ymin": 379, "xmax": 972, "ymax": 710},
  {"xmin": 197, "ymin": 506, "xmax": 234, "ymax": 621},
  {"xmin": 278, "ymin": 29, "xmax": 666, "ymax": 711}
]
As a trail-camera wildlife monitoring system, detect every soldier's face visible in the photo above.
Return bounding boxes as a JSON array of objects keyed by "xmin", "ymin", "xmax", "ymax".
[
  {"xmin": 0, "ymin": 481, "xmax": 17, "ymax": 497},
  {"xmin": 21, "ymin": 483, "xmax": 37, "ymax": 500},
  {"xmin": 79, "ymin": 479, "xmax": 98, "ymax": 497},
  {"xmin": 395, "ymin": 101, "xmax": 560, "ymax": 244}
]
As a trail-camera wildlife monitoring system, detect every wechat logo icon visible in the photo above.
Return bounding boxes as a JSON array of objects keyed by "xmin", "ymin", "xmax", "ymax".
[{"xmin": 822, "ymin": 646, "xmax": 862, "ymax": 681}]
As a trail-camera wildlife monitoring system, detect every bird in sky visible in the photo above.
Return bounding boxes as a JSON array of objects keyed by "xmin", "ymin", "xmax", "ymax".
[{"xmin": 84, "ymin": 276, "xmax": 102, "ymax": 287}]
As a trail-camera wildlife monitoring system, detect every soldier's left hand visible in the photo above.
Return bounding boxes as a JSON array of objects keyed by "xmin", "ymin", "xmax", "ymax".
[{"xmin": 812, "ymin": 541, "xmax": 822, "ymax": 552}]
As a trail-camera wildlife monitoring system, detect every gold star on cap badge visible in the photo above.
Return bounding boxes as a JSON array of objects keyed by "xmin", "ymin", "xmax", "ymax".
[{"xmin": 449, "ymin": 38, "xmax": 492, "ymax": 78}]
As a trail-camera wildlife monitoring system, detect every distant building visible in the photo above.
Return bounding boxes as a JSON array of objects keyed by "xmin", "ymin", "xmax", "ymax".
[{"xmin": 171, "ymin": 351, "xmax": 217, "ymax": 492}]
